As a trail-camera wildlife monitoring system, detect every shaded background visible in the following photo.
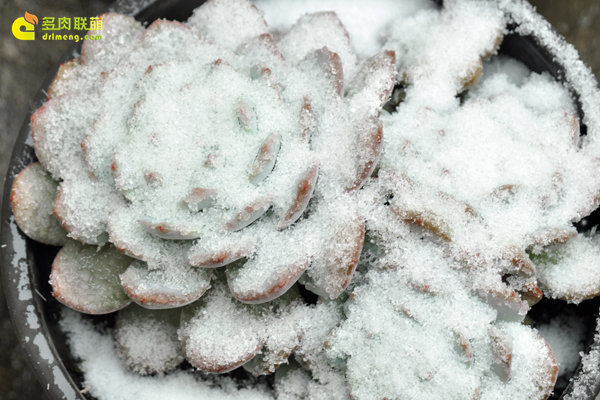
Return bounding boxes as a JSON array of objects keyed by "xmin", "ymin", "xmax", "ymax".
[{"xmin": 0, "ymin": 0, "xmax": 599, "ymax": 398}]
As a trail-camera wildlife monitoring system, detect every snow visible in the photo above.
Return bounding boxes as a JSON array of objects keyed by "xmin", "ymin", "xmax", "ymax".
[
  {"xmin": 16, "ymin": 0, "xmax": 600, "ymax": 398},
  {"xmin": 50, "ymin": 240, "xmax": 132, "ymax": 314},
  {"xmin": 534, "ymin": 234, "xmax": 600, "ymax": 303},
  {"xmin": 255, "ymin": 0, "xmax": 435, "ymax": 58},
  {"xmin": 537, "ymin": 312, "xmax": 587, "ymax": 386},
  {"xmin": 9, "ymin": 162, "xmax": 67, "ymax": 246},
  {"xmin": 59, "ymin": 310, "xmax": 274, "ymax": 400},
  {"xmin": 563, "ymin": 317, "xmax": 600, "ymax": 400},
  {"xmin": 114, "ymin": 305, "xmax": 184, "ymax": 375}
]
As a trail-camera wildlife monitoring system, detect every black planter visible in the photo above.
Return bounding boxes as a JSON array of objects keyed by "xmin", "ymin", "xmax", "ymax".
[{"xmin": 1, "ymin": 1, "xmax": 600, "ymax": 399}]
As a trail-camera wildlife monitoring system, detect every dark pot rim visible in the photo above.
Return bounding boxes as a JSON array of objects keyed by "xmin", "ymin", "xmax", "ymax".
[{"xmin": 1, "ymin": 1, "xmax": 600, "ymax": 399}]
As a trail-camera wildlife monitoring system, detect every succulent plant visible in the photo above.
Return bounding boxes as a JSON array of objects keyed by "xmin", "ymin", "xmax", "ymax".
[
  {"xmin": 318, "ymin": 201, "xmax": 559, "ymax": 400},
  {"xmin": 10, "ymin": 162, "xmax": 67, "ymax": 246},
  {"xmin": 32, "ymin": 2, "xmax": 396, "ymax": 309},
  {"xmin": 377, "ymin": 2, "xmax": 600, "ymax": 311},
  {"xmin": 12, "ymin": 0, "xmax": 394, "ymax": 377},
  {"xmin": 10, "ymin": 0, "xmax": 600, "ymax": 398}
]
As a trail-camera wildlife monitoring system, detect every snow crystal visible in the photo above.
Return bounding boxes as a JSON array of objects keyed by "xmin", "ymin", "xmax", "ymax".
[
  {"xmin": 563, "ymin": 317, "xmax": 600, "ymax": 400},
  {"xmin": 114, "ymin": 305, "xmax": 184, "ymax": 375},
  {"xmin": 187, "ymin": 0, "xmax": 268, "ymax": 50},
  {"xmin": 22, "ymin": 0, "xmax": 600, "ymax": 398},
  {"xmin": 50, "ymin": 240, "xmax": 132, "ymax": 314},
  {"xmin": 9, "ymin": 162, "xmax": 67, "ymax": 246},
  {"xmin": 180, "ymin": 283, "xmax": 264, "ymax": 372},
  {"xmin": 119, "ymin": 249, "xmax": 212, "ymax": 309},
  {"xmin": 537, "ymin": 312, "xmax": 587, "ymax": 386},
  {"xmin": 60, "ymin": 310, "xmax": 273, "ymax": 400},
  {"xmin": 534, "ymin": 233, "xmax": 600, "ymax": 303},
  {"xmin": 255, "ymin": 0, "xmax": 435, "ymax": 58}
]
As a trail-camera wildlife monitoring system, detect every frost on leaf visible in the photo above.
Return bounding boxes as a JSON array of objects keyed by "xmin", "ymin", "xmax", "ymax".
[
  {"xmin": 278, "ymin": 11, "xmax": 357, "ymax": 82},
  {"xmin": 10, "ymin": 162, "xmax": 67, "ymax": 246},
  {"xmin": 114, "ymin": 305, "xmax": 184, "ymax": 375},
  {"xmin": 187, "ymin": 0, "xmax": 268, "ymax": 50},
  {"xmin": 180, "ymin": 282, "xmax": 264, "ymax": 373},
  {"xmin": 533, "ymin": 234, "xmax": 600, "ymax": 303},
  {"xmin": 120, "ymin": 258, "xmax": 212, "ymax": 309},
  {"xmin": 50, "ymin": 240, "xmax": 132, "ymax": 314}
]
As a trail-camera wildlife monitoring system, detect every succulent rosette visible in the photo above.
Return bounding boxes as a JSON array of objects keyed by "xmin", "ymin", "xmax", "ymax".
[
  {"xmin": 375, "ymin": 1, "xmax": 600, "ymax": 313},
  {"xmin": 316, "ymin": 206, "xmax": 559, "ymax": 400},
  {"xmin": 272, "ymin": 198, "xmax": 560, "ymax": 400},
  {"xmin": 11, "ymin": 0, "xmax": 394, "ymax": 375}
]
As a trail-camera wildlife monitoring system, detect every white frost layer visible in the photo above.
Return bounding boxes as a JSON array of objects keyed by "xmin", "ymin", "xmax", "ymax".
[
  {"xmin": 537, "ymin": 312, "xmax": 586, "ymax": 384},
  {"xmin": 325, "ymin": 234, "xmax": 557, "ymax": 400},
  {"xmin": 34, "ymin": 1, "xmax": 597, "ymax": 398},
  {"xmin": 380, "ymin": 49, "xmax": 591, "ymax": 263},
  {"xmin": 59, "ymin": 310, "xmax": 273, "ymax": 400},
  {"xmin": 10, "ymin": 162, "xmax": 67, "ymax": 246},
  {"xmin": 563, "ymin": 318, "xmax": 600, "ymax": 400},
  {"xmin": 535, "ymin": 234, "xmax": 600, "ymax": 303},
  {"xmin": 498, "ymin": 0, "xmax": 600, "ymax": 145},
  {"xmin": 255, "ymin": 0, "xmax": 435, "ymax": 58},
  {"xmin": 38, "ymin": 0, "xmax": 387, "ymax": 305}
]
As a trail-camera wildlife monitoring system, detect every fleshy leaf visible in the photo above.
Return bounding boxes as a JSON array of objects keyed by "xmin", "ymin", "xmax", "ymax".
[
  {"xmin": 347, "ymin": 50, "xmax": 396, "ymax": 116},
  {"xmin": 10, "ymin": 162, "xmax": 67, "ymax": 246},
  {"xmin": 114, "ymin": 305, "xmax": 184, "ymax": 375},
  {"xmin": 81, "ymin": 13, "xmax": 144, "ymax": 69},
  {"xmin": 184, "ymin": 188, "xmax": 218, "ymax": 212},
  {"xmin": 120, "ymin": 259, "xmax": 212, "ymax": 309},
  {"xmin": 50, "ymin": 240, "xmax": 132, "ymax": 314},
  {"xmin": 139, "ymin": 217, "xmax": 201, "ymax": 240},
  {"xmin": 180, "ymin": 282, "xmax": 264, "ymax": 373},
  {"xmin": 346, "ymin": 117, "xmax": 383, "ymax": 192},
  {"xmin": 187, "ymin": 0, "xmax": 268, "ymax": 50},
  {"xmin": 303, "ymin": 209, "xmax": 365, "ymax": 299},
  {"xmin": 278, "ymin": 162, "xmax": 319, "ymax": 230},
  {"xmin": 227, "ymin": 245, "xmax": 310, "ymax": 304},
  {"xmin": 279, "ymin": 11, "xmax": 357, "ymax": 81},
  {"xmin": 188, "ymin": 235, "xmax": 256, "ymax": 268},
  {"xmin": 248, "ymin": 133, "xmax": 282, "ymax": 185}
]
